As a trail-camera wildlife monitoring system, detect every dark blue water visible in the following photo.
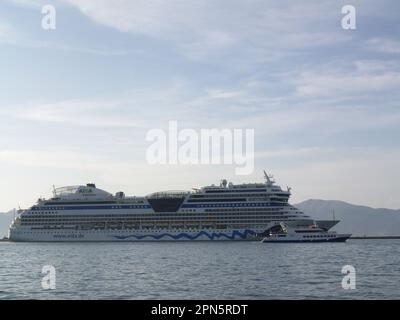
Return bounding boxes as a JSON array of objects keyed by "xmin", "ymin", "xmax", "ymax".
[{"xmin": 0, "ymin": 240, "xmax": 399, "ymax": 299}]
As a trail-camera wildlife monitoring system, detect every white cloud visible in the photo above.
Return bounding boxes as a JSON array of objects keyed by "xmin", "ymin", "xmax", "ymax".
[
  {"xmin": 5, "ymin": 81, "xmax": 192, "ymax": 128},
  {"xmin": 64, "ymin": 0, "xmax": 217, "ymax": 42},
  {"xmin": 18, "ymin": 99, "xmax": 142, "ymax": 128},
  {"xmin": 0, "ymin": 149, "xmax": 108, "ymax": 170},
  {"xmin": 5, "ymin": 0, "xmax": 45, "ymax": 8},
  {"xmin": 256, "ymin": 147, "xmax": 323, "ymax": 159},
  {"xmin": 295, "ymin": 69, "xmax": 400, "ymax": 97},
  {"xmin": 205, "ymin": 89, "xmax": 243, "ymax": 99},
  {"xmin": 63, "ymin": 0, "xmax": 351, "ymax": 59},
  {"xmin": 6, "ymin": 72, "xmax": 399, "ymax": 139},
  {"xmin": 353, "ymin": 60, "xmax": 394, "ymax": 73},
  {"xmin": 366, "ymin": 38, "xmax": 400, "ymax": 54},
  {"xmin": 0, "ymin": 3, "xmax": 136, "ymax": 55},
  {"xmin": 0, "ymin": 21, "xmax": 16, "ymax": 43},
  {"xmin": 0, "ymin": 27, "xmax": 136, "ymax": 55}
]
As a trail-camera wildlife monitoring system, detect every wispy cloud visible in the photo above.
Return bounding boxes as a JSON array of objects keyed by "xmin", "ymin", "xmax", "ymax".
[
  {"xmin": 5, "ymin": 81, "xmax": 193, "ymax": 128},
  {"xmin": 15, "ymin": 99, "xmax": 143, "ymax": 128},
  {"xmin": 0, "ymin": 3, "xmax": 136, "ymax": 55},
  {"xmin": 4, "ymin": 0, "xmax": 45, "ymax": 9},
  {"xmin": 0, "ymin": 21, "xmax": 17, "ymax": 42},
  {"xmin": 0, "ymin": 149, "xmax": 108, "ymax": 170},
  {"xmin": 0, "ymin": 28, "xmax": 138, "ymax": 55},
  {"xmin": 366, "ymin": 38, "xmax": 400, "ymax": 54},
  {"xmin": 294, "ymin": 66, "xmax": 400, "ymax": 97},
  {"xmin": 63, "ymin": 0, "xmax": 352, "ymax": 60}
]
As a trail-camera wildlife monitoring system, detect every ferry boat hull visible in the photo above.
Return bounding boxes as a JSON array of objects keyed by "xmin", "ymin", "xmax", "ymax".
[
  {"xmin": 261, "ymin": 235, "xmax": 351, "ymax": 243},
  {"xmin": 260, "ymin": 222, "xmax": 351, "ymax": 243}
]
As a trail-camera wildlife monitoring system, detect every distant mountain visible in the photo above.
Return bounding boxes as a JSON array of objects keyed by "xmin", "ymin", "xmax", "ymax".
[
  {"xmin": 0, "ymin": 210, "xmax": 15, "ymax": 238},
  {"xmin": 296, "ymin": 199, "xmax": 400, "ymax": 236}
]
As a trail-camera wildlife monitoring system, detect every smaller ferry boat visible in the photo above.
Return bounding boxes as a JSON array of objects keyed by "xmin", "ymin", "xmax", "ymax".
[{"xmin": 261, "ymin": 222, "xmax": 351, "ymax": 243}]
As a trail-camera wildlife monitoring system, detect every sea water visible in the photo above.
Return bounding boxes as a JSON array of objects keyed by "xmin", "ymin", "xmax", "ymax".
[{"xmin": 0, "ymin": 240, "xmax": 399, "ymax": 299}]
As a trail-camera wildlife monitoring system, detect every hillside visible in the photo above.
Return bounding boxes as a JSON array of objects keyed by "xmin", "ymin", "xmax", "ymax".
[{"xmin": 296, "ymin": 199, "xmax": 400, "ymax": 236}]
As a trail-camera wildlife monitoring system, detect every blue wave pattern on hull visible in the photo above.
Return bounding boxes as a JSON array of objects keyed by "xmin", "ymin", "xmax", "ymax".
[{"xmin": 113, "ymin": 229, "xmax": 256, "ymax": 240}]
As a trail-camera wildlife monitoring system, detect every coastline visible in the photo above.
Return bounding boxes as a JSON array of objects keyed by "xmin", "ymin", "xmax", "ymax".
[{"xmin": 350, "ymin": 236, "xmax": 400, "ymax": 239}]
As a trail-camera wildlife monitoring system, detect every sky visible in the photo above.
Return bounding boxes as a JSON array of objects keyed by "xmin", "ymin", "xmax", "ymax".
[{"xmin": 0, "ymin": 0, "xmax": 399, "ymax": 211}]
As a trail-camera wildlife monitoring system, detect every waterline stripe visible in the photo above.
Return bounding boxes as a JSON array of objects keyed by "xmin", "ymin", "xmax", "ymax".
[{"xmin": 113, "ymin": 229, "xmax": 256, "ymax": 240}]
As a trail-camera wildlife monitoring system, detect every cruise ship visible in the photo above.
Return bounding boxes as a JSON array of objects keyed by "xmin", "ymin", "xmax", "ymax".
[{"xmin": 8, "ymin": 172, "xmax": 345, "ymax": 242}]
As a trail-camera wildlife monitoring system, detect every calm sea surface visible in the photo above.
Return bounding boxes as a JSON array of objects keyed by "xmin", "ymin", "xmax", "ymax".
[{"xmin": 0, "ymin": 240, "xmax": 399, "ymax": 299}]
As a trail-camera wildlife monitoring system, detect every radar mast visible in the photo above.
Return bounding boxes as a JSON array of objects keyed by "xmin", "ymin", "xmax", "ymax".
[{"xmin": 263, "ymin": 170, "xmax": 275, "ymax": 186}]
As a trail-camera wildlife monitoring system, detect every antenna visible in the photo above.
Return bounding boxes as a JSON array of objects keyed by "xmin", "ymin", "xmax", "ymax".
[
  {"xmin": 263, "ymin": 170, "xmax": 271, "ymax": 184},
  {"xmin": 263, "ymin": 170, "xmax": 275, "ymax": 186},
  {"xmin": 332, "ymin": 208, "xmax": 336, "ymax": 221}
]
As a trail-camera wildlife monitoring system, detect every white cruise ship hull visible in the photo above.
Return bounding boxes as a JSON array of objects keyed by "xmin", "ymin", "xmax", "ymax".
[{"xmin": 8, "ymin": 227, "xmax": 261, "ymax": 242}]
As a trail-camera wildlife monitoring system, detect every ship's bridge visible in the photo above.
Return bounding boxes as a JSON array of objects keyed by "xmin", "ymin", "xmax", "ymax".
[
  {"xmin": 52, "ymin": 184, "xmax": 113, "ymax": 201},
  {"xmin": 146, "ymin": 190, "xmax": 190, "ymax": 199},
  {"xmin": 145, "ymin": 190, "xmax": 189, "ymax": 212}
]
